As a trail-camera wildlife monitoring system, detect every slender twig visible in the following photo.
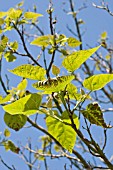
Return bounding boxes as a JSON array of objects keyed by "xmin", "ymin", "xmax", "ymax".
[
  {"xmin": 102, "ymin": 129, "xmax": 107, "ymax": 151},
  {"xmin": 0, "ymin": 156, "xmax": 15, "ymax": 170},
  {"xmin": 69, "ymin": 0, "xmax": 91, "ymax": 75},
  {"xmin": 0, "ymin": 58, "xmax": 8, "ymax": 94},
  {"xmin": 13, "ymin": 24, "xmax": 41, "ymax": 67},
  {"xmin": 27, "ymin": 117, "xmax": 92, "ymax": 169},
  {"xmin": 32, "ymin": 23, "xmax": 44, "ymax": 35},
  {"xmin": 46, "ymin": 1, "xmax": 56, "ymax": 78},
  {"xmin": 93, "ymin": 3, "xmax": 113, "ymax": 17}
]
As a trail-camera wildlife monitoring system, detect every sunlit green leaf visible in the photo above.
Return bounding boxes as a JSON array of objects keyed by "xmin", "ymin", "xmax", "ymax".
[
  {"xmin": 24, "ymin": 12, "xmax": 42, "ymax": 22},
  {"xmin": 8, "ymin": 8, "xmax": 22, "ymax": 20},
  {"xmin": 3, "ymin": 93, "xmax": 42, "ymax": 116},
  {"xmin": 81, "ymin": 103, "xmax": 112, "ymax": 128},
  {"xmin": 0, "ymin": 94, "xmax": 12, "ymax": 104},
  {"xmin": 4, "ymin": 112, "xmax": 27, "ymax": 131},
  {"xmin": 52, "ymin": 64, "xmax": 60, "ymax": 76},
  {"xmin": 83, "ymin": 74, "xmax": 113, "ymax": 91},
  {"xmin": 67, "ymin": 37, "xmax": 81, "ymax": 48},
  {"xmin": 4, "ymin": 128, "xmax": 11, "ymax": 137},
  {"xmin": 31, "ymin": 35, "xmax": 54, "ymax": 47},
  {"xmin": 17, "ymin": 79, "xmax": 28, "ymax": 91},
  {"xmin": 62, "ymin": 46, "xmax": 100, "ymax": 72},
  {"xmin": 46, "ymin": 110, "xmax": 79, "ymax": 153},
  {"xmin": 56, "ymin": 34, "xmax": 67, "ymax": 45},
  {"xmin": 0, "ymin": 11, "xmax": 8, "ymax": 18},
  {"xmin": 33, "ymin": 75, "xmax": 74, "ymax": 93},
  {"xmin": 9, "ymin": 64, "xmax": 46, "ymax": 80}
]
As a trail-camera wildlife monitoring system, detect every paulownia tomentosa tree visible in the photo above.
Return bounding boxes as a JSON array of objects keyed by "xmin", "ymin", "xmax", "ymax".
[{"xmin": 0, "ymin": 0, "xmax": 113, "ymax": 169}]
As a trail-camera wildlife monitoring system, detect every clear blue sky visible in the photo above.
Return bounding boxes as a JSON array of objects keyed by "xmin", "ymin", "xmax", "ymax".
[{"xmin": 0, "ymin": 0, "xmax": 113, "ymax": 170}]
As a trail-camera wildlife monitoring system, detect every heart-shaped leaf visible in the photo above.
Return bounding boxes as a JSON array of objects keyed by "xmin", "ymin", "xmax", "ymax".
[
  {"xmin": 83, "ymin": 74, "xmax": 113, "ymax": 91},
  {"xmin": 4, "ymin": 112, "xmax": 27, "ymax": 131},
  {"xmin": 46, "ymin": 110, "xmax": 79, "ymax": 153}
]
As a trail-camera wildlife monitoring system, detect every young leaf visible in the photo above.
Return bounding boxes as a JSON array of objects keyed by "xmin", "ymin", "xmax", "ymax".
[
  {"xmin": 4, "ymin": 112, "xmax": 27, "ymax": 131},
  {"xmin": 101, "ymin": 31, "xmax": 107, "ymax": 40},
  {"xmin": 4, "ymin": 52, "xmax": 16, "ymax": 62},
  {"xmin": 67, "ymin": 37, "xmax": 81, "ymax": 48},
  {"xmin": 83, "ymin": 74, "xmax": 113, "ymax": 91},
  {"xmin": 62, "ymin": 46, "xmax": 100, "ymax": 72},
  {"xmin": 46, "ymin": 111, "xmax": 79, "ymax": 153},
  {"xmin": 4, "ymin": 140, "xmax": 20, "ymax": 154},
  {"xmin": 9, "ymin": 64, "xmax": 46, "ymax": 80},
  {"xmin": 81, "ymin": 103, "xmax": 112, "ymax": 128},
  {"xmin": 17, "ymin": 1, "xmax": 24, "ymax": 7},
  {"xmin": 56, "ymin": 34, "xmax": 68, "ymax": 46},
  {"xmin": 8, "ymin": 8, "xmax": 22, "ymax": 20},
  {"xmin": 3, "ymin": 93, "xmax": 42, "ymax": 116},
  {"xmin": 52, "ymin": 64, "xmax": 60, "ymax": 76},
  {"xmin": 4, "ymin": 128, "xmax": 11, "ymax": 137},
  {"xmin": 33, "ymin": 75, "xmax": 74, "ymax": 93},
  {"xmin": 24, "ymin": 12, "xmax": 42, "ymax": 21},
  {"xmin": 31, "ymin": 35, "xmax": 54, "ymax": 47},
  {"xmin": 0, "ymin": 35, "xmax": 9, "ymax": 49},
  {"xmin": 10, "ymin": 41, "xmax": 18, "ymax": 51}
]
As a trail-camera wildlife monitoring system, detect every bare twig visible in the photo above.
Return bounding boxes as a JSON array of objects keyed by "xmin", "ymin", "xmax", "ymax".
[
  {"xmin": 0, "ymin": 156, "xmax": 15, "ymax": 170},
  {"xmin": 93, "ymin": 2, "xmax": 113, "ymax": 17},
  {"xmin": 13, "ymin": 24, "xmax": 41, "ymax": 67}
]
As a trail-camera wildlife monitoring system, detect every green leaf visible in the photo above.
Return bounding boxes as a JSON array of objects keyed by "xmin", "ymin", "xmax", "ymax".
[
  {"xmin": 101, "ymin": 31, "xmax": 107, "ymax": 40},
  {"xmin": 17, "ymin": 79, "xmax": 28, "ymax": 91},
  {"xmin": 0, "ymin": 94, "xmax": 12, "ymax": 104},
  {"xmin": 24, "ymin": 12, "xmax": 42, "ymax": 22},
  {"xmin": 81, "ymin": 103, "xmax": 112, "ymax": 128},
  {"xmin": 4, "ymin": 112, "xmax": 27, "ymax": 131},
  {"xmin": 8, "ymin": 8, "xmax": 22, "ymax": 20},
  {"xmin": 0, "ymin": 18, "xmax": 4, "ymax": 25},
  {"xmin": 9, "ymin": 64, "xmax": 46, "ymax": 80},
  {"xmin": 10, "ymin": 41, "xmax": 18, "ymax": 51},
  {"xmin": 31, "ymin": 35, "xmax": 54, "ymax": 47},
  {"xmin": 56, "ymin": 34, "xmax": 68, "ymax": 46},
  {"xmin": 17, "ymin": 1, "xmax": 24, "ymax": 7},
  {"xmin": 4, "ymin": 52, "xmax": 16, "ymax": 62},
  {"xmin": 52, "ymin": 64, "xmax": 60, "ymax": 76},
  {"xmin": 62, "ymin": 46, "xmax": 100, "ymax": 72},
  {"xmin": 33, "ymin": 75, "xmax": 74, "ymax": 93},
  {"xmin": 66, "ymin": 83, "xmax": 78, "ymax": 99},
  {"xmin": 0, "ymin": 35, "xmax": 9, "ymax": 49},
  {"xmin": 46, "ymin": 111, "xmax": 79, "ymax": 153},
  {"xmin": 0, "ymin": 11, "xmax": 8, "ymax": 18},
  {"xmin": 67, "ymin": 37, "xmax": 81, "ymax": 48},
  {"xmin": 4, "ymin": 140, "xmax": 20, "ymax": 154},
  {"xmin": 4, "ymin": 128, "xmax": 11, "ymax": 137},
  {"xmin": 3, "ymin": 93, "xmax": 42, "ymax": 116},
  {"xmin": 83, "ymin": 74, "xmax": 113, "ymax": 91}
]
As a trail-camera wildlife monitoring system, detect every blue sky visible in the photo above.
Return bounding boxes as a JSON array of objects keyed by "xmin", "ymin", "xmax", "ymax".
[{"xmin": 0, "ymin": 0, "xmax": 113, "ymax": 170}]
